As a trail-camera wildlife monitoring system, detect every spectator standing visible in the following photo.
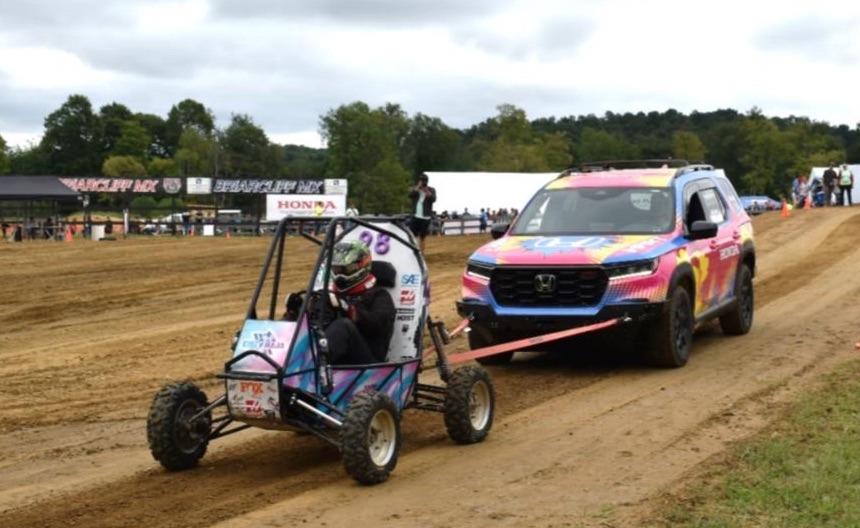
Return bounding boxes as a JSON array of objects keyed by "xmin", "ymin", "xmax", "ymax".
[
  {"xmin": 345, "ymin": 200, "xmax": 359, "ymax": 217},
  {"xmin": 838, "ymin": 164, "xmax": 854, "ymax": 206},
  {"xmin": 313, "ymin": 200, "xmax": 325, "ymax": 235},
  {"xmin": 26, "ymin": 217, "xmax": 37, "ymax": 241},
  {"xmin": 408, "ymin": 173, "xmax": 436, "ymax": 253},
  {"xmin": 793, "ymin": 174, "xmax": 809, "ymax": 207},
  {"xmin": 822, "ymin": 164, "xmax": 838, "ymax": 206},
  {"xmin": 479, "ymin": 208, "xmax": 488, "ymax": 233}
]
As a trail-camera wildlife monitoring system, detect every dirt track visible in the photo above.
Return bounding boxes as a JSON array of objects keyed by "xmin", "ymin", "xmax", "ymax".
[{"xmin": 1, "ymin": 207, "xmax": 859, "ymax": 527}]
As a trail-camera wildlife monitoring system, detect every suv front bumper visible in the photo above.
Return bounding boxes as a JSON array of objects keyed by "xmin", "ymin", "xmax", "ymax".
[{"xmin": 456, "ymin": 298, "xmax": 665, "ymax": 334}]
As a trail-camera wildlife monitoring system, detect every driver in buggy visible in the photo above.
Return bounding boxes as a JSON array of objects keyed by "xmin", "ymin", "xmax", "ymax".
[{"xmin": 286, "ymin": 241, "xmax": 396, "ymax": 365}]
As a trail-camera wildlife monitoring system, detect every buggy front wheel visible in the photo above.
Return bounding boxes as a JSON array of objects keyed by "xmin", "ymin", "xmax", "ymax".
[
  {"xmin": 341, "ymin": 391, "xmax": 401, "ymax": 485},
  {"xmin": 444, "ymin": 366, "xmax": 495, "ymax": 444},
  {"xmin": 146, "ymin": 381, "xmax": 212, "ymax": 471}
]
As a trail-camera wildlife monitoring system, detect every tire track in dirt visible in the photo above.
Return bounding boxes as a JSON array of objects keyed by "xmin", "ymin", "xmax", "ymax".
[{"xmin": 1, "ymin": 209, "xmax": 858, "ymax": 527}]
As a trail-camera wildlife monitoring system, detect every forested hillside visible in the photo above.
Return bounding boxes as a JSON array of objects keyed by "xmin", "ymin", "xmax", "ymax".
[{"xmin": 2, "ymin": 95, "xmax": 858, "ymax": 213}]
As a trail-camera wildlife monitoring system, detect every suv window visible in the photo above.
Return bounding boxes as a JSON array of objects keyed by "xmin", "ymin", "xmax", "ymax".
[
  {"xmin": 511, "ymin": 187, "xmax": 675, "ymax": 235},
  {"xmin": 699, "ymin": 188, "xmax": 726, "ymax": 223}
]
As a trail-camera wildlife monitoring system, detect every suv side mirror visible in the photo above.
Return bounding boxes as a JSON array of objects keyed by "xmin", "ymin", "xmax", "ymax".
[
  {"xmin": 688, "ymin": 220, "xmax": 718, "ymax": 240},
  {"xmin": 490, "ymin": 223, "xmax": 509, "ymax": 240}
]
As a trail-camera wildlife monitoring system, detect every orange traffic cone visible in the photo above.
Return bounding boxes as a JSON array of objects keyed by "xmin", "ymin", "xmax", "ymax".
[
  {"xmin": 780, "ymin": 199, "xmax": 790, "ymax": 218},
  {"xmin": 804, "ymin": 195, "xmax": 811, "ymax": 210}
]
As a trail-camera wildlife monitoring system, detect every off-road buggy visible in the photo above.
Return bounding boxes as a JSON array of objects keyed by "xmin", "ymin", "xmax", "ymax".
[{"xmin": 146, "ymin": 216, "xmax": 495, "ymax": 484}]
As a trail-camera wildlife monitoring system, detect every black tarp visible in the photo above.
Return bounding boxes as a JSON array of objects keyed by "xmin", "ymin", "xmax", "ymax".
[{"xmin": 0, "ymin": 176, "xmax": 81, "ymax": 200}]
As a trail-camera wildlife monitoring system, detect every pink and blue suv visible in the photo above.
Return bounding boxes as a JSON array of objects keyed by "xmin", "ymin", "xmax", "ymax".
[{"xmin": 457, "ymin": 160, "xmax": 755, "ymax": 367}]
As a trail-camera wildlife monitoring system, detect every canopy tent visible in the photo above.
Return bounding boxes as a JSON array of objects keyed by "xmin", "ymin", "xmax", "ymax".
[
  {"xmin": 421, "ymin": 171, "xmax": 557, "ymax": 216},
  {"xmin": 809, "ymin": 166, "xmax": 860, "ymax": 205},
  {"xmin": 0, "ymin": 176, "xmax": 81, "ymax": 201}
]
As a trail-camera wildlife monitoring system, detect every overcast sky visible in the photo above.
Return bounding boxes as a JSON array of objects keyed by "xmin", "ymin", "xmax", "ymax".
[{"xmin": 2, "ymin": 0, "xmax": 859, "ymax": 150}]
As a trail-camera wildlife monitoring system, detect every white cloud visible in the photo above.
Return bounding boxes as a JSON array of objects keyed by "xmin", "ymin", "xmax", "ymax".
[{"xmin": 2, "ymin": 0, "xmax": 860, "ymax": 150}]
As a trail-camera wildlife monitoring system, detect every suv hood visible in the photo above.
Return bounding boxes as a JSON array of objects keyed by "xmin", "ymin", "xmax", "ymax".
[{"xmin": 470, "ymin": 234, "xmax": 678, "ymax": 266}]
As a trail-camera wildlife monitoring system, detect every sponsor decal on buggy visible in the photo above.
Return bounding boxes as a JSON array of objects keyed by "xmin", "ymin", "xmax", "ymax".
[
  {"xmin": 719, "ymin": 245, "xmax": 740, "ymax": 260},
  {"xmin": 238, "ymin": 330, "xmax": 286, "ymax": 357},
  {"xmin": 401, "ymin": 273, "xmax": 420, "ymax": 286},
  {"xmin": 396, "ymin": 307, "xmax": 415, "ymax": 315},
  {"xmin": 227, "ymin": 379, "xmax": 280, "ymax": 420},
  {"xmin": 396, "ymin": 307, "xmax": 415, "ymax": 322},
  {"xmin": 400, "ymin": 289, "xmax": 416, "ymax": 305}
]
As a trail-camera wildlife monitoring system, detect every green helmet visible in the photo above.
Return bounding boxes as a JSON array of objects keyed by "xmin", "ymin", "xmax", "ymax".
[{"xmin": 331, "ymin": 241, "xmax": 372, "ymax": 291}]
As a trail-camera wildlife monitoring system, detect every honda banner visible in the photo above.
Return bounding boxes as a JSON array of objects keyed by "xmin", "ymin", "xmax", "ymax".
[{"xmin": 265, "ymin": 194, "xmax": 346, "ymax": 221}]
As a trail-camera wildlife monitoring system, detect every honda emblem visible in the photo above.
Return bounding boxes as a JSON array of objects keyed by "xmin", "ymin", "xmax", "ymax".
[{"xmin": 534, "ymin": 273, "xmax": 557, "ymax": 293}]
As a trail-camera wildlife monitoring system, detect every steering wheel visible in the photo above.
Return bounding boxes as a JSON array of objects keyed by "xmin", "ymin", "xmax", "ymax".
[{"xmin": 306, "ymin": 290, "xmax": 345, "ymax": 327}]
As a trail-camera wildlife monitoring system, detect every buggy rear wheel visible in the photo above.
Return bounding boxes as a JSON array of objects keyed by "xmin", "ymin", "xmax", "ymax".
[
  {"xmin": 146, "ymin": 381, "xmax": 211, "ymax": 471},
  {"xmin": 444, "ymin": 365, "xmax": 495, "ymax": 444},
  {"xmin": 341, "ymin": 391, "xmax": 401, "ymax": 485}
]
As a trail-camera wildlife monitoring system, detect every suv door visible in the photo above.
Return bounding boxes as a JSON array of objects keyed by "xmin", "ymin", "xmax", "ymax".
[{"xmin": 683, "ymin": 183, "xmax": 738, "ymax": 315}]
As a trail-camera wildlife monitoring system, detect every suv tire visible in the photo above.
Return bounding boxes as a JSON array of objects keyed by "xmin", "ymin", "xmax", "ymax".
[
  {"xmin": 647, "ymin": 286, "xmax": 693, "ymax": 368},
  {"xmin": 719, "ymin": 265, "xmax": 754, "ymax": 335},
  {"xmin": 468, "ymin": 329, "xmax": 514, "ymax": 365}
]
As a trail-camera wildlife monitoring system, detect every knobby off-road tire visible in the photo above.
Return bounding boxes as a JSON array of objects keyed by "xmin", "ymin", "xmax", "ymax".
[
  {"xmin": 647, "ymin": 286, "xmax": 694, "ymax": 368},
  {"xmin": 146, "ymin": 381, "xmax": 212, "ymax": 471},
  {"xmin": 719, "ymin": 264, "xmax": 754, "ymax": 335},
  {"xmin": 468, "ymin": 329, "xmax": 514, "ymax": 366},
  {"xmin": 341, "ymin": 391, "xmax": 401, "ymax": 485},
  {"xmin": 444, "ymin": 365, "xmax": 495, "ymax": 444}
]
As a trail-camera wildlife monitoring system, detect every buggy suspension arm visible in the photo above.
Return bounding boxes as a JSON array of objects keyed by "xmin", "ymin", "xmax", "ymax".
[{"xmin": 426, "ymin": 315, "xmax": 453, "ymax": 383}]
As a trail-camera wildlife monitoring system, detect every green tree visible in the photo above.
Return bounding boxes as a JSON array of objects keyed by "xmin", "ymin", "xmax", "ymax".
[
  {"xmin": 320, "ymin": 101, "xmax": 411, "ymax": 213},
  {"xmin": 8, "ymin": 144, "xmax": 49, "ymax": 174},
  {"xmin": 113, "ymin": 120, "xmax": 152, "ymax": 159},
  {"xmin": 41, "ymin": 94, "xmax": 102, "ymax": 175},
  {"xmin": 99, "ymin": 102, "xmax": 133, "ymax": 154},
  {"xmin": 147, "ymin": 157, "xmax": 179, "ymax": 176},
  {"xmin": 221, "ymin": 114, "xmax": 277, "ymax": 177},
  {"xmin": 134, "ymin": 112, "xmax": 169, "ymax": 158},
  {"xmin": 129, "ymin": 195, "xmax": 158, "ymax": 219},
  {"xmin": 102, "ymin": 155, "xmax": 147, "ymax": 177},
  {"xmin": 672, "ymin": 130, "xmax": 707, "ymax": 161},
  {"xmin": 576, "ymin": 127, "xmax": 639, "ymax": 162},
  {"xmin": 470, "ymin": 104, "xmax": 572, "ymax": 171},
  {"xmin": 164, "ymin": 99, "xmax": 215, "ymax": 155},
  {"xmin": 174, "ymin": 128, "xmax": 215, "ymax": 176},
  {"xmin": 402, "ymin": 113, "xmax": 463, "ymax": 175},
  {"xmin": 738, "ymin": 111, "xmax": 792, "ymax": 196},
  {"xmin": 0, "ymin": 133, "xmax": 9, "ymax": 174}
]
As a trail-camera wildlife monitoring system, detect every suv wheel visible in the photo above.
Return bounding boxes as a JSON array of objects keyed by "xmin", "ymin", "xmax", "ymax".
[
  {"xmin": 468, "ymin": 329, "xmax": 514, "ymax": 365},
  {"xmin": 647, "ymin": 286, "xmax": 693, "ymax": 368},
  {"xmin": 719, "ymin": 265, "xmax": 754, "ymax": 335}
]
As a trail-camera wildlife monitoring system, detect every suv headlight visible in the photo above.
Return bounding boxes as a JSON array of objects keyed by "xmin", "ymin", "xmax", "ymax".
[
  {"xmin": 466, "ymin": 260, "xmax": 494, "ymax": 281},
  {"xmin": 606, "ymin": 258, "xmax": 658, "ymax": 280}
]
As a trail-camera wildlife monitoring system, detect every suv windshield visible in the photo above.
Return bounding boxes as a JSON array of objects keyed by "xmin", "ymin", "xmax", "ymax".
[{"xmin": 511, "ymin": 187, "xmax": 675, "ymax": 235}]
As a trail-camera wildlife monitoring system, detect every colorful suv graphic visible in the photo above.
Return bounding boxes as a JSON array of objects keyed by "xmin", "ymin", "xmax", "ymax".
[{"xmin": 457, "ymin": 160, "xmax": 755, "ymax": 367}]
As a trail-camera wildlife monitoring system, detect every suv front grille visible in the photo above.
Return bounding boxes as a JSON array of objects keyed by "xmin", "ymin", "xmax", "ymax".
[{"xmin": 490, "ymin": 267, "xmax": 608, "ymax": 307}]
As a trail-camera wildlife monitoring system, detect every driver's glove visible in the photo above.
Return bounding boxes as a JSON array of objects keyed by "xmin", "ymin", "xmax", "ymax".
[{"xmin": 328, "ymin": 292, "xmax": 355, "ymax": 319}]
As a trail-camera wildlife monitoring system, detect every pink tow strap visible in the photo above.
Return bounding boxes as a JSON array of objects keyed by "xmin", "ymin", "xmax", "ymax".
[{"xmin": 425, "ymin": 317, "xmax": 624, "ymax": 364}]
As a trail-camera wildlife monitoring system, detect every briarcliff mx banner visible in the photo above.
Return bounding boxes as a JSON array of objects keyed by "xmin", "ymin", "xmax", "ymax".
[{"xmin": 58, "ymin": 177, "xmax": 327, "ymax": 195}]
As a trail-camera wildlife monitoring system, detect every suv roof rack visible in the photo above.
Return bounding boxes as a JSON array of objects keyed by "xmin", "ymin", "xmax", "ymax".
[{"xmin": 558, "ymin": 159, "xmax": 713, "ymax": 178}]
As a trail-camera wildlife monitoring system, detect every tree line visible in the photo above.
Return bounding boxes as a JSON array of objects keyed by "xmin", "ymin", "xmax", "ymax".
[{"xmin": 1, "ymin": 94, "xmax": 858, "ymax": 214}]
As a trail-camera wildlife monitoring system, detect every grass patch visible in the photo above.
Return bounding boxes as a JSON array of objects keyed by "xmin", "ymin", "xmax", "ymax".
[{"xmin": 655, "ymin": 359, "xmax": 860, "ymax": 527}]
